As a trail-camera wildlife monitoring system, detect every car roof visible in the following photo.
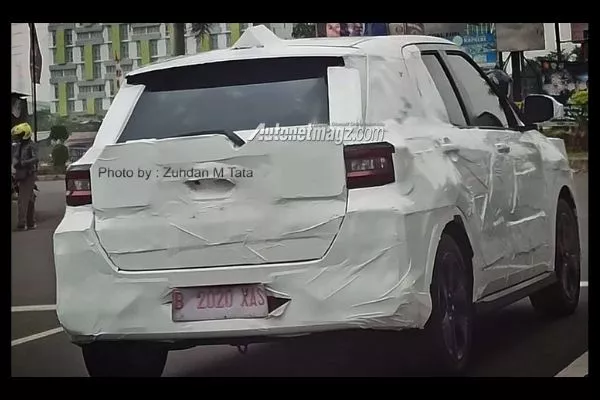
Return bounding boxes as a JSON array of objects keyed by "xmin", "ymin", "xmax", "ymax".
[{"xmin": 128, "ymin": 25, "xmax": 457, "ymax": 77}]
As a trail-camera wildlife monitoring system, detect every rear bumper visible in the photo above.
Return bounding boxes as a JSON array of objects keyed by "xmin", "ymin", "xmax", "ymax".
[{"xmin": 54, "ymin": 187, "xmax": 435, "ymax": 344}]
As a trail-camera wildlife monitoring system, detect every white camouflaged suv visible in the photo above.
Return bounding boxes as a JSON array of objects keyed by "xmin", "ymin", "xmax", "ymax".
[{"xmin": 54, "ymin": 26, "xmax": 581, "ymax": 376}]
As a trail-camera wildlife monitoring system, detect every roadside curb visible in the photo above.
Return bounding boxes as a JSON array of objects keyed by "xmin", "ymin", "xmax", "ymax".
[{"xmin": 37, "ymin": 174, "xmax": 65, "ymax": 181}]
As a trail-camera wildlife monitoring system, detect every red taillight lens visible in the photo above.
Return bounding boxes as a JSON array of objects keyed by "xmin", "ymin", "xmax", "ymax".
[
  {"xmin": 66, "ymin": 165, "xmax": 92, "ymax": 206},
  {"xmin": 344, "ymin": 143, "xmax": 395, "ymax": 189}
]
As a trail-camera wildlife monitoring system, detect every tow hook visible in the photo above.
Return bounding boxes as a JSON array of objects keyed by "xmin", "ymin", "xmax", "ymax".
[{"xmin": 237, "ymin": 344, "xmax": 249, "ymax": 355}]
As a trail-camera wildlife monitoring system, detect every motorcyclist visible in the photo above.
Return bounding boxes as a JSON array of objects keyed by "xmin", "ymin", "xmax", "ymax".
[{"xmin": 12, "ymin": 122, "xmax": 38, "ymax": 230}]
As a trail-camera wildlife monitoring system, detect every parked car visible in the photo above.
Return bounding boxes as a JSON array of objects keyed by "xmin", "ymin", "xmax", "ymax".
[{"xmin": 54, "ymin": 26, "xmax": 581, "ymax": 376}]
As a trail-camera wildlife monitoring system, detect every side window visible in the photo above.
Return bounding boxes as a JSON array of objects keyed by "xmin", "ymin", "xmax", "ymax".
[
  {"xmin": 445, "ymin": 53, "xmax": 510, "ymax": 128},
  {"xmin": 421, "ymin": 53, "xmax": 467, "ymax": 126}
]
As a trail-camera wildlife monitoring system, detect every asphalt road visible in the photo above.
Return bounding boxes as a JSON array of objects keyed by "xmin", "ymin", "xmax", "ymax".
[{"xmin": 11, "ymin": 174, "xmax": 589, "ymax": 377}]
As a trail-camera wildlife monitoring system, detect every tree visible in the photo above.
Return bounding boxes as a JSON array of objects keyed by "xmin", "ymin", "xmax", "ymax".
[
  {"xmin": 292, "ymin": 23, "xmax": 316, "ymax": 38},
  {"xmin": 50, "ymin": 125, "xmax": 69, "ymax": 143},
  {"xmin": 190, "ymin": 23, "xmax": 214, "ymax": 38}
]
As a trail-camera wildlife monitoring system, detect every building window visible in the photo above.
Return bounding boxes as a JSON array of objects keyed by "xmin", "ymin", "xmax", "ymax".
[
  {"xmin": 225, "ymin": 23, "xmax": 231, "ymax": 32},
  {"xmin": 106, "ymin": 65, "xmax": 116, "ymax": 74},
  {"xmin": 225, "ymin": 33, "xmax": 232, "ymax": 47},
  {"xmin": 66, "ymin": 82, "xmax": 75, "ymax": 98},
  {"xmin": 107, "ymin": 43, "xmax": 113, "ymax": 59},
  {"xmin": 78, "ymin": 31, "xmax": 103, "ymax": 40},
  {"xmin": 122, "ymin": 64, "xmax": 132, "ymax": 73},
  {"xmin": 110, "ymin": 80, "xmax": 116, "ymax": 96},
  {"xmin": 93, "ymin": 63, "xmax": 102, "ymax": 79},
  {"xmin": 95, "ymin": 98, "xmax": 103, "ymax": 112},
  {"xmin": 65, "ymin": 47, "xmax": 74, "ymax": 63},
  {"xmin": 64, "ymin": 69, "xmax": 77, "ymax": 77},
  {"xmin": 132, "ymin": 25, "xmax": 160, "ymax": 35},
  {"xmin": 210, "ymin": 34, "xmax": 218, "ymax": 49},
  {"xmin": 120, "ymin": 24, "xmax": 130, "ymax": 40},
  {"xmin": 54, "ymin": 85, "xmax": 59, "ymax": 99},
  {"xmin": 136, "ymin": 41, "xmax": 142, "ymax": 58},
  {"xmin": 150, "ymin": 39, "xmax": 159, "ymax": 61},
  {"xmin": 92, "ymin": 44, "xmax": 101, "ymax": 61},
  {"xmin": 241, "ymin": 23, "xmax": 249, "ymax": 32},
  {"xmin": 51, "ymin": 70, "xmax": 63, "ymax": 78},
  {"xmin": 51, "ymin": 31, "xmax": 56, "ymax": 47},
  {"xmin": 120, "ymin": 42, "xmax": 129, "ymax": 59},
  {"xmin": 65, "ymin": 29, "xmax": 73, "ymax": 46},
  {"xmin": 67, "ymin": 100, "xmax": 75, "ymax": 112}
]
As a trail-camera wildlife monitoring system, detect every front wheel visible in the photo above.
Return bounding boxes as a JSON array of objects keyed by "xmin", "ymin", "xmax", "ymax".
[
  {"xmin": 530, "ymin": 198, "xmax": 581, "ymax": 316},
  {"xmin": 82, "ymin": 341, "xmax": 168, "ymax": 377},
  {"xmin": 424, "ymin": 233, "xmax": 474, "ymax": 375}
]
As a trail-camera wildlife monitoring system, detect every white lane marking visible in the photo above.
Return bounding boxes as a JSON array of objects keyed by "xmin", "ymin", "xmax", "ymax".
[
  {"xmin": 11, "ymin": 327, "xmax": 64, "ymax": 347},
  {"xmin": 556, "ymin": 351, "xmax": 588, "ymax": 377},
  {"xmin": 581, "ymin": 281, "xmax": 588, "ymax": 287},
  {"xmin": 11, "ymin": 304, "xmax": 56, "ymax": 313}
]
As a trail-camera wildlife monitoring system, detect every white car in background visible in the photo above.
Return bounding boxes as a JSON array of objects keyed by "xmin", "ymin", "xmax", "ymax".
[{"xmin": 54, "ymin": 26, "xmax": 581, "ymax": 376}]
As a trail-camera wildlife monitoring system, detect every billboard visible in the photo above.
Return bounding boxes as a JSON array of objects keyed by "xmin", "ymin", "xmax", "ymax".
[
  {"xmin": 389, "ymin": 23, "xmax": 425, "ymax": 35},
  {"xmin": 453, "ymin": 33, "xmax": 498, "ymax": 67},
  {"xmin": 496, "ymin": 23, "xmax": 545, "ymax": 52},
  {"xmin": 324, "ymin": 23, "xmax": 365, "ymax": 37}
]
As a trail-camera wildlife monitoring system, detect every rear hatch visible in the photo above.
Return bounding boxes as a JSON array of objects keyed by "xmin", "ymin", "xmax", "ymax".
[{"xmin": 91, "ymin": 57, "xmax": 349, "ymax": 271}]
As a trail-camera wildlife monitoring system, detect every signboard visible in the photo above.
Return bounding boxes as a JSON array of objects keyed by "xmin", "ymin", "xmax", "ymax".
[
  {"xmin": 496, "ymin": 23, "xmax": 545, "ymax": 52},
  {"xmin": 453, "ymin": 33, "xmax": 498, "ymax": 67}
]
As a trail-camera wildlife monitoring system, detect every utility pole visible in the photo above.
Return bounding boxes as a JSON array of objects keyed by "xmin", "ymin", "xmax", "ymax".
[
  {"xmin": 555, "ymin": 23, "xmax": 562, "ymax": 62},
  {"xmin": 173, "ymin": 23, "xmax": 186, "ymax": 56}
]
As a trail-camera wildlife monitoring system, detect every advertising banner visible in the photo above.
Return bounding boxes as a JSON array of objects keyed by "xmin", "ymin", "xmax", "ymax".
[
  {"xmin": 324, "ymin": 23, "xmax": 365, "ymax": 37},
  {"xmin": 453, "ymin": 33, "xmax": 498, "ymax": 67}
]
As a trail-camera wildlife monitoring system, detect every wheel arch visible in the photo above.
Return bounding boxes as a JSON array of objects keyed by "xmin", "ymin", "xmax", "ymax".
[{"xmin": 423, "ymin": 207, "xmax": 479, "ymax": 301}]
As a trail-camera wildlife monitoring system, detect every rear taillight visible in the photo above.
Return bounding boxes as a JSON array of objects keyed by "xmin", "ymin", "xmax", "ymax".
[
  {"xmin": 344, "ymin": 143, "xmax": 395, "ymax": 189},
  {"xmin": 66, "ymin": 165, "xmax": 92, "ymax": 206}
]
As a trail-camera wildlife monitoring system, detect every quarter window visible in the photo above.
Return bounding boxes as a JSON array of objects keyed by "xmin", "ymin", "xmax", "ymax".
[{"xmin": 421, "ymin": 53, "xmax": 466, "ymax": 126}]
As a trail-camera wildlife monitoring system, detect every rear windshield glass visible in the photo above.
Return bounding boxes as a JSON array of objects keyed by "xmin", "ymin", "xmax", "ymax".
[{"xmin": 118, "ymin": 57, "xmax": 344, "ymax": 143}]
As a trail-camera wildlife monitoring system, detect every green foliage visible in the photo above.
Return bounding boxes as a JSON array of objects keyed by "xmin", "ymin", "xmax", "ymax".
[
  {"xmin": 50, "ymin": 125, "xmax": 69, "ymax": 142},
  {"xmin": 292, "ymin": 23, "xmax": 316, "ymax": 38},
  {"xmin": 568, "ymin": 89, "xmax": 588, "ymax": 123},
  {"xmin": 190, "ymin": 23, "xmax": 214, "ymax": 38},
  {"xmin": 51, "ymin": 144, "xmax": 69, "ymax": 168}
]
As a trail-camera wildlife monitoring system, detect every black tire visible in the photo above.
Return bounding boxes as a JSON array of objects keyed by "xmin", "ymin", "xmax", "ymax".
[
  {"xmin": 530, "ymin": 198, "xmax": 581, "ymax": 317},
  {"xmin": 424, "ymin": 233, "xmax": 474, "ymax": 375},
  {"xmin": 82, "ymin": 341, "xmax": 168, "ymax": 377}
]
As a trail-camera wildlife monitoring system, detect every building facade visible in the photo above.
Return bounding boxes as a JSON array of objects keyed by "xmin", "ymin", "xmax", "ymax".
[{"xmin": 48, "ymin": 23, "xmax": 252, "ymax": 117}]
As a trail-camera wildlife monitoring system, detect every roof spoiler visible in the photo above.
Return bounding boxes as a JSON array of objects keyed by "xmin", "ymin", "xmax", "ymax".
[{"xmin": 232, "ymin": 25, "xmax": 283, "ymax": 50}]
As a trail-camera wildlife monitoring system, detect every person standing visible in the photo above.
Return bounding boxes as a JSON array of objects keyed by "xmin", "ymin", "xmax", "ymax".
[{"xmin": 12, "ymin": 122, "xmax": 38, "ymax": 231}]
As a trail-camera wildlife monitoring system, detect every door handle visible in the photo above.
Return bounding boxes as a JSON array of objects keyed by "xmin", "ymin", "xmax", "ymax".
[{"xmin": 495, "ymin": 143, "xmax": 511, "ymax": 154}]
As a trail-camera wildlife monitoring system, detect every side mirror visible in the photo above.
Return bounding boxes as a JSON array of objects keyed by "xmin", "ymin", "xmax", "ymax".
[
  {"xmin": 327, "ymin": 67, "xmax": 363, "ymax": 125},
  {"xmin": 523, "ymin": 94, "xmax": 564, "ymax": 124}
]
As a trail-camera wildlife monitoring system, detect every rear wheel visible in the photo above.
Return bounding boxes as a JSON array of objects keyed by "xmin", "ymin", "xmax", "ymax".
[
  {"xmin": 530, "ymin": 198, "xmax": 581, "ymax": 316},
  {"xmin": 82, "ymin": 341, "xmax": 168, "ymax": 377},
  {"xmin": 425, "ymin": 233, "xmax": 474, "ymax": 375}
]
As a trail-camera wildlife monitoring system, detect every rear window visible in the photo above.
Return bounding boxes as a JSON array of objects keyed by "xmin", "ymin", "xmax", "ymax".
[{"xmin": 118, "ymin": 57, "xmax": 344, "ymax": 143}]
